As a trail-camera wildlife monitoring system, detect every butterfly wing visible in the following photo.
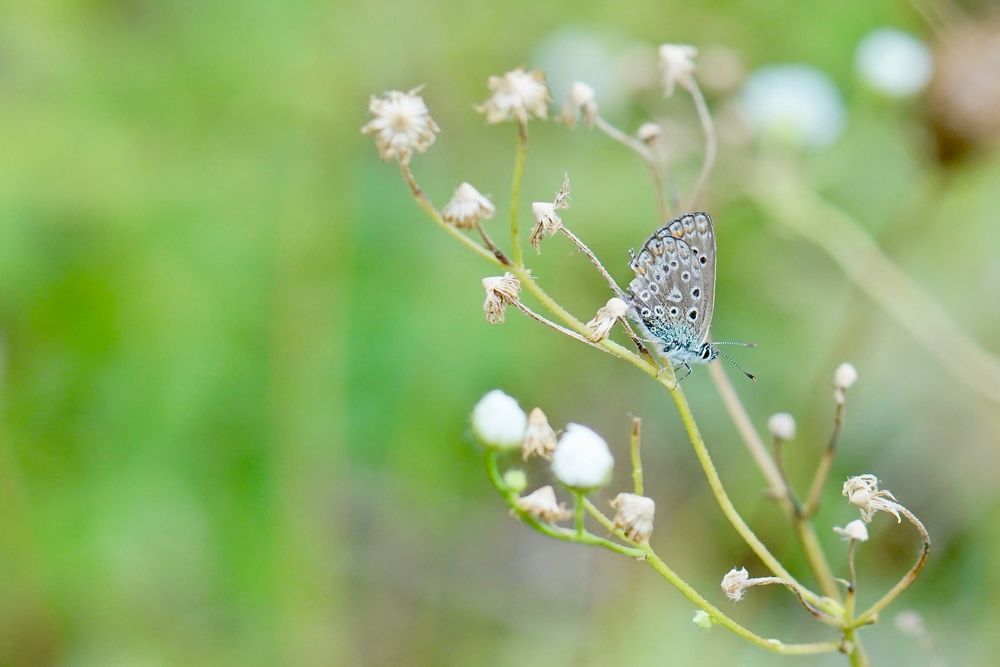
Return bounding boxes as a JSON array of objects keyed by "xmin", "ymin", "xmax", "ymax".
[{"xmin": 627, "ymin": 212, "xmax": 716, "ymax": 345}]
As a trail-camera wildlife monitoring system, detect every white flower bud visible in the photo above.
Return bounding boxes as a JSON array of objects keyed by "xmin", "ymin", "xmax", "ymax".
[
  {"xmin": 522, "ymin": 407, "xmax": 558, "ymax": 460},
  {"xmin": 516, "ymin": 485, "xmax": 571, "ymax": 522},
  {"xmin": 721, "ymin": 567, "xmax": 750, "ymax": 601},
  {"xmin": 503, "ymin": 469, "xmax": 527, "ymax": 494},
  {"xmin": 692, "ymin": 610, "xmax": 713, "ymax": 629},
  {"xmin": 472, "ymin": 390, "xmax": 527, "ymax": 448},
  {"xmin": 833, "ymin": 363, "xmax": 858, "ymax": 404},
  {"xmin": 767, "ymin": 412, "xmax": 796, "ymax": 440},
  {"xmin": 855, "ymin": 29, "xmax": 932, "ymax": 98},
  {"xmin": 442, "ymin": 182, "xmax": 495, "ymax": 229},
  {"xmin": 636, "ymin": 122, "xmax": 663, "ymax": 144},
  {"xmin": 551, "ymin": 423, "xmax": 614, "ymax": 490},
  {"xmin": 559, "ymin": 82, "xmax": 598, "ymax": 128},
  {"xmin": 610, "ymin": 492, "xmax": 655, "ymax": 543},
  {"xmin": 658, "ymin": 44, "xmax": 697, "ymax": 97},
  {"xmin": 833, "ymin": 519, "xmax": 869, "ymax": 542}
]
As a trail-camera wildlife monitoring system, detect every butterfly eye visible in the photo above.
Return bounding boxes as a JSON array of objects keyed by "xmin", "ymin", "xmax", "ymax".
[{"xmin": 701, "ymin": 344, "xmax": 713, "ymax": 360}]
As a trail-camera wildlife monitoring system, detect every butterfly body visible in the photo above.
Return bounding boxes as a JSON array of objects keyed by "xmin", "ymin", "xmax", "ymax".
[{"xmin": 627, "ymin": 211, "xmax": 722, "ymax": 376}]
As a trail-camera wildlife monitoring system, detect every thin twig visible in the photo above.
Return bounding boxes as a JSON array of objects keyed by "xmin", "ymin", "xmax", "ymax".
[
  {"xmin": 474, "ymin": 221, "xmax": 512, "ymax": 266},
  {"xmin": 512, "ymin": 301, "xmax": 608, "ymax": 353},
  {"xmin": 593, "ymin": 114, "xmax": 670, "ymax": 219},
  {"xmin": 557, "ymin": 225, "xmax": 627, "ymax": 298},
  {"xmin": 803, "ymin": 399, "xmax": 846, "ymax": 518},
  {"xmin": 509, "ymin": 121, "xmax": 528, "ymax": 267},
  {"xmin": 686, "ymin": 79, "xmax": 717, "ymax": 209},
  {"xmin": 630, "ymin": 416, "xmax": 643, "ymax": 495},
  {"xmin": 853, "ymin": 507, "xmax": 931, "ymax": 627},
  {"xmin": 772, "ymin": 436, "xmax": 803, "ymax": 516}
]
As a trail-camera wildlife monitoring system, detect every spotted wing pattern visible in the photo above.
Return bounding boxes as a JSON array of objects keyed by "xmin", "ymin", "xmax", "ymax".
[{"xmin": 627, "ymin": 212, "xmax": 716, "ymax": 347}]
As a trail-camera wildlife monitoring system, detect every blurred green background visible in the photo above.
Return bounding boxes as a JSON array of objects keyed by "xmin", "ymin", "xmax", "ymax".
[{"xmin": 2, "ymin": 0, "xmax": 1000, "ymax": 665}]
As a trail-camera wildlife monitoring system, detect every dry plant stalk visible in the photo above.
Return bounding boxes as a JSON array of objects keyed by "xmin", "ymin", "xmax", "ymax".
[{"xmin": 363, "ymin": 44, "xmax": 934, "ymax": 665}]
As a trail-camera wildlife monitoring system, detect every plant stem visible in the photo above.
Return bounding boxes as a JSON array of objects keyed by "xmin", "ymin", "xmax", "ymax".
[
  {"xmin": 804, "ymin": 399, "xmax": 846, "ymax": 517},
  {"xmin": 582, "ymin": 500, "xmax": 840, "ymax": 655},
  {"xmin": 593, "ymin": 114, "xmax": 670, "ymax": 219},
  {"xmin": 557, "ymin": 225, "xmax": 627, "ymax": 298},
  {"xmin": 853, "ymin": 508, "xmax": 931, "ymax": 627},
  {"xmin": 509, "ymin": 121, "xmax": 528, "ymax": 267},
  {"xmin": 574, "ymin": 491, "xmax": 585, "ymax": 537},
  {"xmin": 686, "ymin": 79, "xmax": 716, "ymax": 209},
  {"xmin": 630, "ymin": 416, "xmax": 644, "ymax": 495}
]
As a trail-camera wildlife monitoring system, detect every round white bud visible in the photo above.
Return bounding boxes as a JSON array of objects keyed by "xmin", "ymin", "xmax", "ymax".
[
  {"xmin": 551, "ymin": 423, "xmax": 614, "ymax": 489},
  {"xmin": 472, "ymin": 390, "xmax": 527, "ymax": 448},
  {"xmin": 767, "ymin": 412, "xmax": 796, "ymax": 440}
]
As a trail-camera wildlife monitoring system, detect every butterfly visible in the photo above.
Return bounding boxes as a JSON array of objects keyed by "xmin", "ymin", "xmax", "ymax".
[{"xmin": 626, "ymin": 211, "xmax": 755, "ymax": 382}]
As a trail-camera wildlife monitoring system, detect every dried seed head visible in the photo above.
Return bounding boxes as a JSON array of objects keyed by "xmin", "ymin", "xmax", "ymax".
[
  {"xmin": 658, "ymin": 44, "xmax": 698, "ymax": 97},
  {"xmin": 482, "ymin": 273, "xmax": 521, "ymax": 324},
  {"xmin": 721, "ymin": 567, "xmax": 750, "ymax": 601},
  {"xmin": 834, "ymin": 519, "xmax": 870, "ymax": 542},
  {"xmin": 551, "ymin": 423, "xmax": 614, "ymax": 490},
  {"xmin": 767, "ymin": 412, "xmax": 796, "ymax": 440},
  {"xmin": 472, "ymin": 389, "xmax": 527, "ymax": 449},
  {"xmin": 586, "ymin": 297, "xmax": 629, "ymax": 342},
  {"xmin": 843, "ymin": 474, "xmax": 902, "ymax": 523},
  {"xmin": 361, "ymin": 88, "xmax": 440, "ymax": 163},
  {"xmin": 637, "ymin": 122, "xmax": 664, "ymax": 145},
  {"xmin": 442, "ymin": 182, "xmax": 495, "ymax": 229},
  {"xmin": 516, "ymin": 485, "xmax": 571, "ymax": 522},
  {"xmin": 610, "ymin": 492, "xmax": 655, "ymax": 543},
  {"xmin": 833, "ymin": 362, "xmax": 858, "ymax": 403},
  {"xmin": 529, "ymin": 175, "xmax": 571, "ymax": 251},
  {"xmin": 522, "ymin": 407, "xmax": 558, "ymax": 460},
  {"xmin": 559, "ymin": 81, "xmax": 599, "ymax": 128},
  {"xmin": 477, "ymin": 68, "xmax": 550, "ymax": 124}
]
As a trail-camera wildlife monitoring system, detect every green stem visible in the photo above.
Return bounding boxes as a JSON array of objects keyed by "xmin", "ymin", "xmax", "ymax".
[
  {"xmin": 509, "ymin": 121, "xmax": 528, "ymax": 267},
  {"xmin": 583, "ymin": 500, "xmax": 841, "ymax": 656},
  {"xmin": 573, "ymin": 491, "xmax": 585, "ymax": 537},
  {"xmin": 630, "ymin": 416, "xmax": 644, "ymax": 496},
  {"xmin": 803, "ymin": 399, "xmax": 846, "ymax": 518}
]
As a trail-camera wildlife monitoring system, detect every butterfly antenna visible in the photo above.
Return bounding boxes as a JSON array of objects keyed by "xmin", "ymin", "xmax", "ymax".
[
  {"xmin": 714, "ymin": 347, "xmax": 757, "ymax": 382},
  {"xmin": 712, "ymin": 341, "xmax": 757, "ymax": 348}
]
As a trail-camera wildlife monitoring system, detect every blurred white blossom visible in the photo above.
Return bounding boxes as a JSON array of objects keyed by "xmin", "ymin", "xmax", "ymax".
[
  {"xmin": 472, "ymin": 390, "xmax": 527, "ymax": 448},
  {"xmin": 477, "ymin": 68, "xmax": 549, "ymax": 124},
  {"xmin": 658, "ymin": 43, "xmax": 697, "ymax": 96},
  {"xmin": 855, "ymin": 28, "xmax": 932, "ymax": 98},
  {"xmin": 767, "ymin": 412, "xmax": 796, "ymax": 440},
  {"xmin": 834, "ymin": 519, "xmax": 870, "ymax": 542},
  {"xmin": 552, "ymin": 423, "xmax": 614, "ymax": 489},
  {"xmin": 740, "ymin": 65, "xmax": 845, "ymax": 148},
  {"xmin": 442, "ymin": 182, "xmax": 495, "ymax": 229},
  {"xmin": 559, "ymin": 81, "xmax": 599, "ymax": 128}
]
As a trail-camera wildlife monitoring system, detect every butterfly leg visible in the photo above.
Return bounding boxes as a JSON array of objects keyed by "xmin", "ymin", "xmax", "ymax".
[{"xmin": 673, "ymin": 363, "xmax": 693, "ymax": 385}]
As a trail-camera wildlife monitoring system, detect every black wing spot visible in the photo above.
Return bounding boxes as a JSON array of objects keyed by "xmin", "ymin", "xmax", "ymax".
[
  {"xmin": 640, "ymin": 307, "xmax": 652, "ymax": 319},
  {"xmin": 699, "ymin": 255, "xmax": 707, "ymax": 265},
  {"xmin": 653, "ymin": 305, "xmax": 665, "ymax": 317},
  {"xmin": 688, "ymin": 308, "xmax": 698, "ymax": 321},
  {"xmin": 669, "ymin": 259, "xmax": 679, "ymax": 269},
  {"xmin": 648, "ymin": 283, "xmax": 659, "ymax": 294},
  {"xmin": 691, "ymin": 288, "xmax": 700, "ymax": 299},
  {"xmin": 669, "ymin": 307, "xmax": 679, "ymax": 317},
  {"xmin": 681, "ymin": 271, "xmax": 691, "ymax": 282}
]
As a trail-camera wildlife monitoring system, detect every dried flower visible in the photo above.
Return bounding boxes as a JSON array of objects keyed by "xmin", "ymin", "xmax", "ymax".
[
  {"xmin": 559, "ymin": 82, "xmax": 598, "ymax": 128},
  {"xmin": 482, "ymin": 273, "xmax": 521, "ymax": 324},
  {"xmin": 834, "ymin": 519, "xmax": 870, "ymax": 542},
  {"xmin": 551, "ymin": 423, "xmax": 614, "ymax": 489},
  {"xmin": 767, "ymin": 412, "xmax": 796, "ymax": 440},
  {"xmin": 477, "ymin": 68, "xmax": 550, "ymax": 124},
  {"xmin": 522, "ymin": 408, "xmax": 558, "ymax": 460},
  {"xmin": 855, "ymin": 29, "xmax": 932, "ymax": 98},
  {"xmin": 442, "ymin": 182, "xmax": 495, "ymax": 229},
  {"xmin": 843, "ymin": 474, "xmax": 902, "ymax": 523},
  {"xmin": 361, "ymin": 88, "xmax": 440, "ymax": 164},
  {"xmin": 658, "ymin": 44, "xmax": 697, "ymax": 97},
  {"xmin": 636, "ymin": 122, "xmax": 663, "ymax": 145},
  {"xmin": 516, "ymin": 485, "xmax": 571, "ymax": 522},
  {"xmin": 692, "ymin": 610, "xmax": 713, "ymax": 629},
  {"xmin": 529, "ymin": 175, "xmax": 571, "ymax": 250},
  {"xmin": 586, "ymin": 297, "xmax": 628, "ymax": 342},
  {"xmin": 833, "ymin": 362, "xmax": 858, "ymax": 404},
  {"xmin": 472, "ymin": 389, "xmax": 527, "ymax": 448},
  {"xmin": 610, "ymin": 492, "xmax": 655, "ymax": 543},
  {"xmin": 721, "ymin": 567, "xmax": 750, "ymax": 601}
]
